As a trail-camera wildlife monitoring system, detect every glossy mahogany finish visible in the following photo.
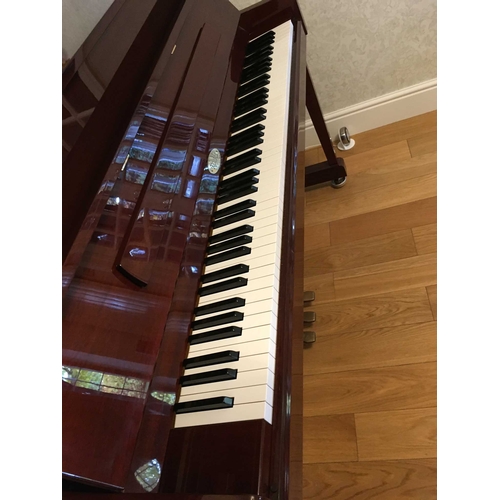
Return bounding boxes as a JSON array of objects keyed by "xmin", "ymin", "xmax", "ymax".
[
  {"xmin": 63, "ymin": 0, "xmax": 186, "ymax": 262},
  {"xmin": 63, "ymin": 0, "xmax": 240, "ymax": 491},
  {"xmin": 161, "ymin": 421, "xmax": 272, "ymax": 493}
]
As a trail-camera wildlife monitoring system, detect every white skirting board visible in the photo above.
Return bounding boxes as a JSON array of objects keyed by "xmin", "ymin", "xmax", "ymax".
[{"xmin": 303, "ymin": 78, "xmax": 437, "ymax": 149}]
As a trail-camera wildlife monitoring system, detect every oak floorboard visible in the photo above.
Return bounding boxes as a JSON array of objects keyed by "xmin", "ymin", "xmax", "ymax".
[
  {"xmin": 304, "ymin": 229, "xmax": 417, "ymax": 277},
  {"xmin": 303, "ymin": 321, "xmax": 437, "ymax": 376},
  {"xmin": 303, "ymin": 414, "xmax": 358, "ymax": 463},
  {"xmin": 408, "ymin": 131, "xmax": 437, "ymax": 157},
  {"xmin": 303, "ymin": 459, "xmax": 437, "ymax": 500},
  {"xmin": 412, "ymin": 223, "xmax": 437, "ymax": 255},
  {"xmin": 333, "ymin": 253, "xmax": 437, "ymax": 300},
  {"xmin": 304, "ymin": 222, "xmax": 331, "ymax": 253},
  {"xmin": 329, "ymin": 197, "xmax": 437, "ymax": 245},
  {"xmin": 306, "ymin": 172, "xmax": 436, "ymax": 224},
  {"xmin": 305, "ymin": 152, "xmax": 436, "ymax": 206},
  {"xmin": 316, "ymin": 140, "xmax": 411, "ymax": 177},
  {"xmin": 303, "ymin": 362, "xmax": 437, "ymax": 416},
  {"xmin": 426, "ymin": 285, "xmax": 437, "ymax": 320},
  {"xmin": 303, "ymin": 273, "xmax": 336, "ymax": 304},
  {"xmin": 355, "ymin": 408, "xmax": 437, "ymax": 461},
  {"xmin": 310, "ymin": 287, "xmax": 434, "ymax": 332}
]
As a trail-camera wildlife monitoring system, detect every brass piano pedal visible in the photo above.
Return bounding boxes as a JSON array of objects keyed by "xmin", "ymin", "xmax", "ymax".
[
  {"xmin": 303, "ymin": 331, "xmax": 316, "ymax": 344},
  {"xmin": 303, "ymin": 290, "xmax": 315, "ymax": 303},
  {"xmin": 304, "ymin": 311, "xmax": 316, "ymax": 324}
]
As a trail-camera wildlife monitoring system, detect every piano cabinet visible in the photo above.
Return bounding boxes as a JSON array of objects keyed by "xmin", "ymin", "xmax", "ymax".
[{"xmin": 62, "ymin": 1, "xmax": 310, "ymax": 498}]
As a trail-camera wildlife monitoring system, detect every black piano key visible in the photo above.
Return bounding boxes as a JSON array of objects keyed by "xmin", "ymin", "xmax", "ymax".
[
  {"xmin": 194, "ymin": 297, "xmax": 246, "ymax": 317},
  {"xmin": 208, "ymin": 224, "xmax": 253, "ymax": 244},
  {"xmin": 241, "ymin": 62, "xmax": 272, "ymax": 83},
  {"xmin": 226, "ymin": 136, "xmax": 264, "ymax": 157},
  {"xmin": 199, "ymin": 277, "xmax": 247, "ymax": 296},
  {"xmin": 220, "ymin": 170, "xmax": 260, "ymax": 191},
  {"xmin": 217, "ymin": 186, "xmax": 258, "ymax": 205},
  {"xmin": 191, "ymin": 311, "xmax": 244, "ymax": 330},
  {"xmin": 227, "ymin": 124, "xmax": 265, "ymax": 147},
  {"xmin": 234, "ymin": 91, "xmax": 268, "ymax": 117},
  {"xmin": 183, "ymin": 350, "xmax": 240, "ymax": 369},
  {"xmin": 245, "ymin": 31, "xmax": 275, "ymax": 55},
  {"xmin": 244, "ymin": 48, "xmax": 274, "ymax": 68},
  {"xmin": 233, "ymin": 100, "xmax": 268, "ymax": 120},
  {"xmin": 205, "ymin": 246, "xmax": 251, "ymax": 266},
  {"xmin": 188, "ymin": 326, "xmax": 242, "ymax": 345},
  {"xmin": 212, "ymin": 209, "xmax": 255, "ymax": 229},
  {"xmin": 234, "ymin": 96, "xmax": 269, "ymax": 119},
  {"xmin": 201, "ymin": 263, "xmax": 249, "ymax": 283},
  {"xmin": 223, "ymin": 156, "xmax": 261, "ymax": 176},
  {"xmin": 213, "ymin": 199, "xmax": 256, "ymax": 219},
  {"xmin": 218, "ymin": 181, "xmax": 259, "ymax": 204},
  {"xmin": 180, "ymin": 368, "xmax": 237, "ymax": 387},
  {"xmin": 223, "ymin": 148, "xmax": 261, "ymax": 170},
  {"xmin": 237, "ymin": 75, "xmax": 270, "ymax": 98},
  {"xmin": 219, "ymin": 178, "xmax": 259, "ymax": 197},
  {"xmin": 174, "ymin": 396, "xmax": 234, "ymax": 414},
  {"xmin": 206, "ymin": 235, "xmax": 253, "ymax": 255},
  {"xmin": 242, "ymin": 55, "xmax": 272, "ymax": 74},
  {"xmin": 230, "ymin": 108, "xmax": 267, "ymax": 133}
]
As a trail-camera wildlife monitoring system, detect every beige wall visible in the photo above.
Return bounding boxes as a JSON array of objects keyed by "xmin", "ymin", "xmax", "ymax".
[
  {"xmin": 62, "ymin": 0, "xmax": 114, "ymax": 60},
  {"xmin": 62, "ymin": 0, "xmax": 436, "ymax": 115},
  {"xmin": 230, "ymin": 0, "xmax": 437, "ymax": 114}
]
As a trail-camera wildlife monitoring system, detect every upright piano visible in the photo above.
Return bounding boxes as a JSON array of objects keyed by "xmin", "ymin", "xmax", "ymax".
[{"xmin": 62, "ymin": 1, "xmax": 346, "ymax": 497}]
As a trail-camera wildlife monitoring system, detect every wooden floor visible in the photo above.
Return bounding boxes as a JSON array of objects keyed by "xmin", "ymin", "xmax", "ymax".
[{"xmin": 302, "ymin": 111, "xmax": 437, "ymax": 499}]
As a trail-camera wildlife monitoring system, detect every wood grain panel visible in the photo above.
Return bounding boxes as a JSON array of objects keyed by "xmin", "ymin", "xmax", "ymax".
[
  {"xmin": 304, "ymin": 362, "xmax": 437, "ymax": 416},
  {"xmin": 317, "ymin": 141, "xmax": 411, "ymax": 176},
  {"xmin": 306, "ymin": 173, "xmax": 436, "ymax": 224},
  {"xmin": 303, "ymin": 322, "xmax": 436, "ymax": 375},
  {"xmin": 408, "ymin": 131, "xmax": 437, "ymax": 157},
  {"xmin": 329, "ymin": 197, "xmax": 437, "ymax": 245},
  {"xmin": 333, "ymin": 253, "xmax": 437, "ymax": 300},
  {"xmin": 303, "ymin": 459, "xmax": 437, "ymax": 500},
  {"xmin": 355, "ymin": 408, "xmax": 437, "ymax": 461},
  {"xmin": 426, "ymin": 285, "xmax": 437, "ymax": 320},
  {"xmin": 303, "ymin": 273, "xmax": 335, "ymax": 304},
  {"xmin": 304, "ymin": 222, "xmax": 331, "ymax": 252},
  {"xmin": 412, "ymin": 223, "xmax": 437, "ymax": 255},
  {"xmin": 310, "ymin": 288, "xmax": 434, "ymax": 332},
  {"xmin": 303, "ymin": 414, "xmax": 358, "ymax": 463},
  {"xmin": 305, "ymin": 152, "xmax": 436, "ymax": 206},
  {"xmin": 304, "ymin": 229, "xmax": 417, "ymax": 277}
]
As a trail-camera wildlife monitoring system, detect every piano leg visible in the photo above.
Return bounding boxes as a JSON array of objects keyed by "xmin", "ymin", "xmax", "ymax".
[{"xmin": 304, "ymin": 67, "xmax": 348, "ymax": 188}]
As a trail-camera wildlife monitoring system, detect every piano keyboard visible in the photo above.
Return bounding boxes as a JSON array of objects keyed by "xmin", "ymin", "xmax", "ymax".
[{"xmin": 173, "ymin": 21, "xmax": 294, "ymax": 428}]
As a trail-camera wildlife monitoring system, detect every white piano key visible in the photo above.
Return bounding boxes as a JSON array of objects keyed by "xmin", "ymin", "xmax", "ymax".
[
  {"xmin": 180, "ymin": 367, "xmax": 274, "ymax": 396},
  {"xmin": 193, "ymin": 309, "xmax": 277, "ymax": 335},
  {"xmin": 184, "ymin": 352, "xmax": 275, "ymax": 376},
  {"xmin": 197, "ymin": 275, "xmax": 278, "ymax": 305},
  {"xmin": 187, "ymin": 337, "xmax": 276, "ymax": 359},
  {"xmin": 174, "ymin": 401, "xmax": 273, "ymax": 428},
  {"xmin": 189, "ymin": 324, "xmax": 277, "ymax": 353},
  {"xmin": 196, "ymin": 285, "xmax": 279, "ymax": 311}
]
